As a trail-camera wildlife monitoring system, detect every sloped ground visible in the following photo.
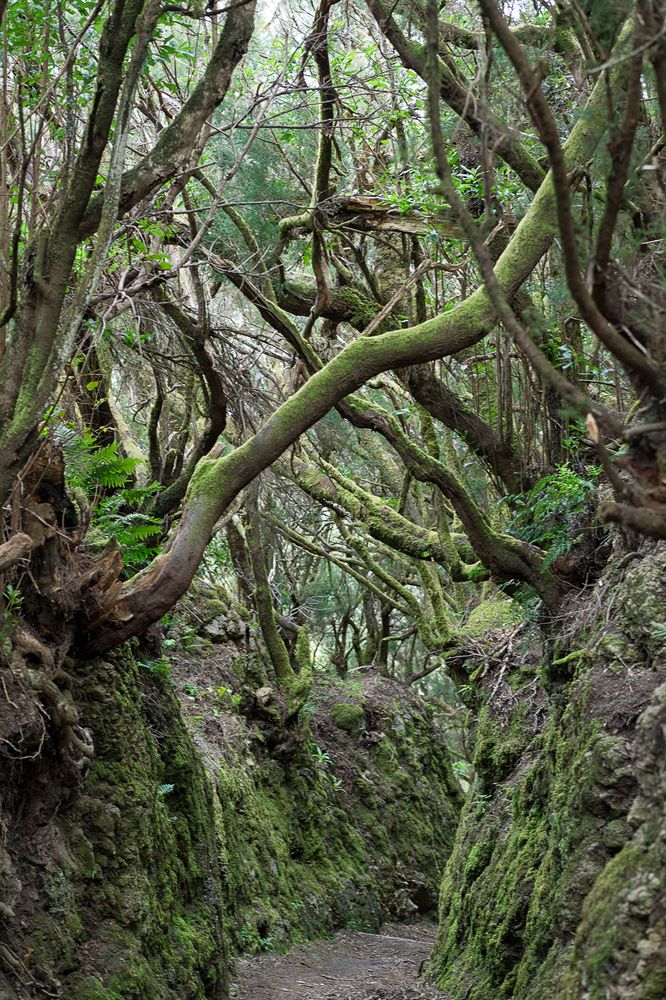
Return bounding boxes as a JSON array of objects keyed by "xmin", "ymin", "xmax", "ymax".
[{"xmin": 231, "ymin": 923, "xmax": 448, "ymax": 1000}]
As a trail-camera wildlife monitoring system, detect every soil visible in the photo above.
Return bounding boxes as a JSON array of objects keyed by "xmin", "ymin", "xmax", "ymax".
[{"xmin": 230, "ymin": 922, "xmax": 449, "ymax": 1000}]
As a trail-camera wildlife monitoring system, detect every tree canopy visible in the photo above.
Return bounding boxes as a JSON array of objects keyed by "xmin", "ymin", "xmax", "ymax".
[{"xmin": 0, "ymin": 0, "xmax": 664, "ymax": 707}]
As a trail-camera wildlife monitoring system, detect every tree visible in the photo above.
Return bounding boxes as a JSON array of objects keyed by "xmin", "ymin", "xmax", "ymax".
[{"xmin": 0, "ymin": 0, "xmax": 664, "ymax": 733}]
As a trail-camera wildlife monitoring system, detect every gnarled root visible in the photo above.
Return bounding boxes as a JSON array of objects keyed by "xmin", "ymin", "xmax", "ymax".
[
  {"xmin": 601, "ymin": 500, "xmax": 666, "ymax": 539},
  {"xmin": 8, "ymin": 629, "xmax": 94, "ymax": 766}
]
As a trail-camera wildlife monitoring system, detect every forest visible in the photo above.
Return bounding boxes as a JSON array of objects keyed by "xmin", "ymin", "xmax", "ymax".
[{"xmin": 0, "ymin": 0, "xmax": 665, "ymax": 996}]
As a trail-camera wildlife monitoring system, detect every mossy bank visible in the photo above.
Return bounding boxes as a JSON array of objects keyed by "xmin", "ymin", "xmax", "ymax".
[
  {"xmin": 0, "ymin": 601, "xmax": 462, "ymax": 999},
  {"xmin": 429, "ymin": 544, "xmax": 666, "ymax": 999}
]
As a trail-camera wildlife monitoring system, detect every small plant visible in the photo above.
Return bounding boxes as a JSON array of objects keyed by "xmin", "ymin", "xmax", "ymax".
[
  {"xmin": 473, "ymin": 791, "xmax": 492, "ymax": 811},
  {"xmin": 217, "ymin": 686, "xmax": 242, "ymax": 711},
  {"xmin": 56, "ymin": 427, "xmax": 141, "ymax": 492},
  {"xmin": 157, "ymin": 783, "xmax": 175, "ymax": 799},
  {"xmin": 55, "ymin": 427, "xmax": 163, "ymax": 570},
  {"xmin": 650, "ymin": 622, "xmax": 666, "ymax": 648},
  {"xmin": 311, "ymin": 743, "xmax": 332, "ymax": 767},
  {"xmin": 238, "ymin": 927, "xmax": 253, "ymax": 950},
  {"xmin": 0, "ymin": 584, "xmax": 24, "ymax": 654},
  {"xmin": 93, "ymin": 489, "xmax": 163, "ymax": 569},
  {"xmin": 178, "ymin": 622, "xmax": 213, "ymax": 654},
  {"xmin": 138, "ymin": 657, "xmax": 172, "ymax": 680}
]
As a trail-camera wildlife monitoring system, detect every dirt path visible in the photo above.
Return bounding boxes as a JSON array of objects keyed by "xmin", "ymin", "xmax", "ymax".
[{"xmin": 230, "ymin": 922, "xmax": 450, "ymax": 1000}]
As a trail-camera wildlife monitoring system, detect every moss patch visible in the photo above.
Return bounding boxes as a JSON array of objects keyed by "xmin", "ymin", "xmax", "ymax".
[
  {"xmin": 429, "ymin": 547, "xmax": 666, "ymax": 1000},
  {"xmin": 330, "ymin": 702, "xmax": 365, "ymax": 735}
]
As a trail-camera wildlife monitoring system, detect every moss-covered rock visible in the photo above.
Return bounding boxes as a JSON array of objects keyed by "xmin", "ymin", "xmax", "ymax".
[
  {"xmin": 460, "ymin": 598, "xmax": 522, "ymax": 640},
  {"xmin": 429, "ymin": 545, "xmax": 666, "ymax": 1000},
  {"xmin": 559, "ymin": 678, "xmax": 666, "ymax": 999},
  {"xmin": 6, "ymin": 649, "xmax": 232, "ymax": 1000},
  {"xmin": 330, "ymin": 702, "xmax": 365, "ymax": 735}
]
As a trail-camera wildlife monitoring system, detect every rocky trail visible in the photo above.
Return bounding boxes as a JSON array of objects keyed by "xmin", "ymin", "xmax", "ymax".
[{"xmin": 230, "ymin": 922, "xmax": 449, "ymax": 1000}]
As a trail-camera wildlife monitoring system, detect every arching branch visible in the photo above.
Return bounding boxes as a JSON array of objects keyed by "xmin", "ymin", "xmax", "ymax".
[{"xmin": 82, "ymin": 50, "xmax": 626, "ymax": 654}]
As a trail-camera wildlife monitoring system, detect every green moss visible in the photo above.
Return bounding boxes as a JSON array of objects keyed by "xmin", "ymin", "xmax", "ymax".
[
  {"xmin": 430, "ymin": 547, "xmax": 666, "ymax": 1000},
  {"xmin": 558, "ymin": 844, "xmax": 644, "ymax": 998},
  {"xmin": 13, "ymin": 648, "xmax": 461, "ymax": 997},
  {"xmin": 215, "ymin": 684, "xmax": 462, "ymax": 947},
  {"xmin": 22, "ymin": 649, "xmax": 230, "ymax": 1000},
  {"xmin": 71, "ymin": 980, "xmax": 125, "ymax": 1000},
  {"xmin": 287, "ymin": 628, "xmax": 314, "ymax": 715},
  {"xmin": 431, "ymin": 678, "xmax": 633, "ymax": 999},
  {"xmin": 472, "ymin": 702, "xmax": 531, "ymax": 790},
  {"xmin": 461, "ymin": 598, "xmax": 523, "ymax": 640},
  {"xmin": 330, "ymin": 702, "xmax": 365, "ymax": 735},
  {"xmin": 331, "ymin": 285, "xmax": 377, "ymax": 330}
]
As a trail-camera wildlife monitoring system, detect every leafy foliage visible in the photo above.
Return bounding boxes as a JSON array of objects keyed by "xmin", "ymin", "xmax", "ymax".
[
  {"xmin": 93, "ymin": 492, "xmax": 163, "ymax": 569},
  {"xmin": 0, "ymin": 584, "xmax": 23, "ymax": 656},
  {"xmin": 507, "ymin": 465, "xmax": 601, "ymax": 566},
  {"xmin": 56, "ymin": 428, "xmax": 142, "ymax": 493},
  {"xmin": 56, "ymin": 428, "xmax": 163, "ymax": 569}
]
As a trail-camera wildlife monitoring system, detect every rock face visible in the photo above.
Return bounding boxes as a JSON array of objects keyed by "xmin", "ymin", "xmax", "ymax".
[
  {"xmin": 560, "ymin": 680, "xmax": 666, "ymax": 999},
  {"xmin": 0, "ymin": 607, "xmax": 462, "ymax": 1000},
  {"xmin": 429, "ymin": 544, "xmax": 666, "ymax": 999}
]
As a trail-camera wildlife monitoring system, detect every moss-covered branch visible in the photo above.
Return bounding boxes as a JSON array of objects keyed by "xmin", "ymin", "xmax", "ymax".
[
  {"xmin": 340, "ymin": 396, "xmax": 558, "ymax": 603},
  {"xmin": 275, "ymin": 519, "xmax": 411, "ymax": 614},
  {"xmin": 291, "ymin": 454, "xmax": 466, "ymax": 570},
  {"xmin": 337, "ymin": 519, "xmax": 448, "ymax": 651},
  {"xmin": 84, "ymin": 56, "xmax": 622, "ymax": 653}
]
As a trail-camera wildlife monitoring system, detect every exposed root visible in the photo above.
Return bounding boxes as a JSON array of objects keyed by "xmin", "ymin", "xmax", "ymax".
[
  {"xmin": 601, "ymin": 499, "xmax": 666, "ymax": 539},
  {"xmin": 6, "ymin": 628, "xmax": 94, "ymax": 765},
  {"xmin": 11, "ymin": 628, "xmax": 54, "ymax": 670},
  {"xmin": 0, "ymin": 533, "xmax": 33, "ymax": 573},
  {"xmin": 0, "ymin": 942, "xmax": 60, "ymax": 997}
]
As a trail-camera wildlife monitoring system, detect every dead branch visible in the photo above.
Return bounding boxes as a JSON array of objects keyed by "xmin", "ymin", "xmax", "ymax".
[{"xmin": 0, "ymin": 532, "xmax": 32, "ymax": 573}]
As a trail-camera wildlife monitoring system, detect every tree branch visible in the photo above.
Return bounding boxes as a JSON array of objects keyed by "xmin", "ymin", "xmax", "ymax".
[
  {"xmin": 365, "ymin": 0, "xmax": 546, "ymax": 191},
  {"xmin": 78, "ymin": 1, "xmax": 257, "ymax": 239},
  {"xmin": 82, "ymin": 51, "xmax": 625, "ymax": 654}
]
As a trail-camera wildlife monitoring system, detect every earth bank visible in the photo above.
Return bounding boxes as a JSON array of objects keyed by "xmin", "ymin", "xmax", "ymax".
[
  {"xmin": 0, "ymin": 590, "xmax": 462, "ymax": 999},
  {"xmin": 429, "ymin": 544, "xmax": 666, "ymax": 999}
]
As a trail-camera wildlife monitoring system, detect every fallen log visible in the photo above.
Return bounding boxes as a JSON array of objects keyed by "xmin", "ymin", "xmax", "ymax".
[{"xmin": 324, "ymin": 194, "xmax": 460, "ymax": 237}]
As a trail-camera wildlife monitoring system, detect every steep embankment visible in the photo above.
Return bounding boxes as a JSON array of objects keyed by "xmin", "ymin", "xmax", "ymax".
[
  {"xmin": 429, "ymin": 544, "xmax": 666, "ymax": 998},
  {"xmin": 0, "ymin": 591, "xmax": 461, "ymax": 1000}
]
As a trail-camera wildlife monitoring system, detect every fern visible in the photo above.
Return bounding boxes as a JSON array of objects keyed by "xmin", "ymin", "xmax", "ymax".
[
  {"xmin": 85, "ymin": 442, "xmax": 140, "ymax": 489},
  {"xmin": 56, "ymin": 427, "xmax": 142, "ymax": 494},
  {"xmin": 507, "ymin": 464, "xmax": 601, "ymax": 567},
  {"xmin": 94, "ymin": 496, "xmax": 163, "ymax": 569},
  {"xmin": 55, "ymin": 426, "xmax": 163, "ymax": 570}
]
